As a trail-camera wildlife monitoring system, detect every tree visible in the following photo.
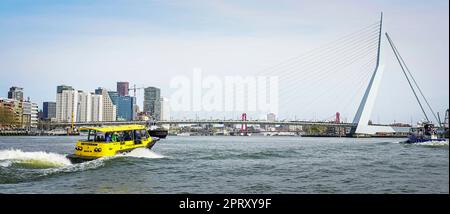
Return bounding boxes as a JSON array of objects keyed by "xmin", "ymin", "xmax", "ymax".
[{"xmin": 305, "ymin": 125, "xmax": 327, "ymax": 135}]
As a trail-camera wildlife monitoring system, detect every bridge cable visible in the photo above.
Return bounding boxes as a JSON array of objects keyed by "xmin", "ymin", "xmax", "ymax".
[
  {"xmin": 385, "ymin": 33, "xmax": 440, "ymax": 126},
  {"xmin": 257, "ymin": 22, "xmax": 381, "ymax": 76},
  {"xmin": 258, "ymin": 27, "xmax": 380, "ymax": 78},
  {"xmin": 385, "ymin": 32, "xmax": 430, "ymax": 122}
]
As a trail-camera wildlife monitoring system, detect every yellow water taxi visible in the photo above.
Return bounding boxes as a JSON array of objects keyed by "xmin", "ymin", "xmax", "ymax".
[{"xmin": 66, "ymin": 125, "xmax": 159, "ymax": 163}]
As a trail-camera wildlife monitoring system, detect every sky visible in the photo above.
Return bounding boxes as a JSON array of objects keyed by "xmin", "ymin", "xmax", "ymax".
[{"xmin": 0, "ymin": 0, "xmax": 448, "ymax": 123}]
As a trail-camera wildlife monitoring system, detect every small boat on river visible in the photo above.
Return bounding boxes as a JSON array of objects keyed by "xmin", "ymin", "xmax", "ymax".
[
  {"xmin": 405, "ymin": 122, "xmax": 447, "ymax": 144},
  {"xmin": 66, "ymin": 125, "xmax": 159, "ymax": 163}
]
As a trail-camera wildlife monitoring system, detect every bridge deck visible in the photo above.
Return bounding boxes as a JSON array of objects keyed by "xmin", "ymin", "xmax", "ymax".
[{"xmin": 49, "ymin": 120, "xmax": 356, "ymax": 128}]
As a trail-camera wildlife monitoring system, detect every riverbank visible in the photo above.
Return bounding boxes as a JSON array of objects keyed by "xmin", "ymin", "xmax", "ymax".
[{"xmin": 0, "ymin": 131, "xmax": 79, "ymax": 136}]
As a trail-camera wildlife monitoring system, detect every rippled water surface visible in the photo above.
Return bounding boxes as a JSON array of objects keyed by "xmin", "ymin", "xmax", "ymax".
[{"xmin": 0, "ymin": 136, "xmax": 448, "ymax": 193}]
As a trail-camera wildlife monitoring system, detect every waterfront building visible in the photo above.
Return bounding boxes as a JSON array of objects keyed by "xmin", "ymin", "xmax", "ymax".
[
  {"xmin": 143, "ymin": 87, "xmax": 161, "ymax": 120},
  {"xmin": 160, "ymin": 97, "xmax": 170, "ymax": 121},
  {"xmin": 95, "ymin": 88, "xmax": 117, "ymax": 122},
  {"xmin": 7, "ymin": 86, "xmax": 24, "ymax": 101},
  {"xmin": 116, "ymin": 96, "xmax": 136, "ymax": 121},
  {"xmin": 91, "ymin": 93, "xmax": 103, "ymax": 122},
  {"xmin": 288, "ymin": 125, "xmax": 303, "ymax": 132},
  {"xmin": 20, "ymin": 100, "xmax": 38, "ymax": 129},
  {"xmin": 38, "ymin": 110, "xmax": 44, "ymax": 120},
  {"xmin": 30, "ymin": 102, "xmax": 38, "ymax": 129},
  {"xmin": 0, "ymin": 100, "xmax": 13, "ymax": 127},
  {"xmin": 56, "ymin": 85, "xmax": 78, "ymax": 123},
  {"xmin": 56, "ymin": 85, "xmax": 112, "ymax": 123},
  {"xmin": 117, "ymin": 82, "xmax": 129, "ymax": 96},
  {"xmin": 43, "ymin": 102, "xmax": 56, "ymax": 120},
  {"xmin": 0, "ymin": 97, "xmax": 23, "ymax": 127},
  {"xmin": 77, "ymin": 91, "xmax": 92, "ymax": 122},
  {"xmin": 16, "ymin": 99, "xmax": 30, "ymax": 128}
]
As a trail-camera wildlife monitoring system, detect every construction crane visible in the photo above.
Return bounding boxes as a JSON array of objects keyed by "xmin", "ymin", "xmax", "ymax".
[
  {"xmin": 445, "ymin": 109, "xmax": 449, "ymax": 129},
  {"xmin": 128, "ymin": 84, "xmax": 146, "ymax": 97}
]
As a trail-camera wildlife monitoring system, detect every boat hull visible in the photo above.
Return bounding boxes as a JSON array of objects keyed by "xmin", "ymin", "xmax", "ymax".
[{"xmin": 404, "ymin": 135, "xmax": 447, "ymax": 144}]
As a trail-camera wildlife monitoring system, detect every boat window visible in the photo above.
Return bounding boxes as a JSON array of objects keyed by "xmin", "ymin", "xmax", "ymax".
[
  {"xmin": 87, "ymin": 130, "xmax": 93, "ymax": 141},
  {"xmin": 135, "ymin": 130, "xmax": 143, "ymax": 141},
  {"xmin": 105, "ymin": 132, "xmax": 112, "ymax": 142},
  {"xmin": 95, "ymin": 132, "xmax": 106, "ymax": 142},
  {"xmin": 133, "ymin": 130, "xmax": 144, "ymax": 144},
  {"xmin": 110, "ymin": 132, "xmax": 119, "ymax": 142},
  {"xmin": 85, "ymin": 130, "xmax": 129, "ymax": 142},
  {"xmin": 86, "ymin": 130, "xmax": 103, "ymax": 142},
  {"xmin": 140, "ymin": 130, "xmax": 148, "ymax": 140},
  {"xmin": 86, "ymin": 131, "xmax": 107, "ymax": 142},
  {"xmin": 123, "ymin": 131, "xmax": 133, "ymax": 141}
]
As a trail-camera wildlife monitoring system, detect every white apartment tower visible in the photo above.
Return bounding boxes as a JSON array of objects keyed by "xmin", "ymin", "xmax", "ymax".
[
  {"xmin": 77, "ymin": 91, "xmax": 92, "ymax": 122},
  {"xmin": 91, "ymin": 93, "xmax": 103, "ymax": 122},
  {"xmin": 56, "ymin": 86, "xmax": 78, "ymax": 123},
  {"xmin": 30, "ymin": 102, "xmax": 38, "ymax": 128},
  {"xmin": 160, "ymin": 97, "xmax": 170, "ymax": 121},
  {"xmin": 95, "ymin": 88, "xmax": 116, "ymax": 122}
]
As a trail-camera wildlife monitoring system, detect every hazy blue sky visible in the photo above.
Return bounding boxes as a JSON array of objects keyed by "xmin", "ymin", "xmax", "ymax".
[{"xmin": 0, "ymin": 0, "xmax": 448, "ymax": 123}]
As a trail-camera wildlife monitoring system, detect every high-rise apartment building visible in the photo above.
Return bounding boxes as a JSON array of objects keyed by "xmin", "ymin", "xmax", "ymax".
[
  {"xmin": 117, "ymin": 82, "xmax": 129, "ymax": 96},
  {"xmin": 77, "ymin": 90, "xmax": 92, "ymax": 122},
  {"xmin": 108, "ymin": 91, "xmax": 119, "ymax": 105},
  {"xmin": 7, "ymin": 86, "xmax": 24, "ymax": 101},
  {"xmin": 56, "ymin": 85, "xmax": 78, "ymax": 122},
  {"xmin": 90, "ymin": 93, "xmax": 103, "ymax": 122},
  {"xmin": 95, "ymin": 88, "xmax": 116, "ymax": 122},
  {"xmin": 116, "ymin": 96, "xmax": 136, "ymax": 121},
  {"xmin": 143, "ymin": 87, "xmax": 161, "ymax": 120},
  {"xmin": 43, "ymin": 102, "xmax": 56, "ymax": 120},
  {"xmin": 160, "ymin": 97, "xmax": 170, "ymax": 121}
]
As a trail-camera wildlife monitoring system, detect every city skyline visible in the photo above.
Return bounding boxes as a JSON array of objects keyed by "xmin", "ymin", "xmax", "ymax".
[{"xmin": 0, "ymin": 0, "xmax": 448, "ymax": 123}]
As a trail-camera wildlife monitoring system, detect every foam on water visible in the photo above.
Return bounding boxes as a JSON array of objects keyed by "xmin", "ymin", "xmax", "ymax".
[
  {"xmin": 390, "ymin": 139, "xmax": 449, "ymax": 146},
  {"xmin": 122, "ymin": 148, "xmax": 166, "ymax": 159},
  {"xmin": 43, "ymin": 156, "xmax": 110, "ymax": 175},
  {"xmin": 0, "ymin": 149, "xmax": 72, "ymax": 168},
  {"xmin": 0, "ymin": 149, "xmax": 115, "ymax": 184},
  {"xmin": 43, "ymin": 149, "xmax": 166, "ymax": 175},
  {"xmin": 0, "ymin": 148, "xmax": 166, "ymax": 184},
  {"xmin": 0, "ymin": 160, "xmax": 12, "ymax": 167},
  {"xmin": 0, "ymin": 148, "xmax": 165, "ymax": 171},
  {"xmin": 415, "ymin": 140, "xmax": 449, "ymax": 147}
]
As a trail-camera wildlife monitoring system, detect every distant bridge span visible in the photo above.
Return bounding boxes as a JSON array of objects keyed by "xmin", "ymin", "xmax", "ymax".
[{"xmin": 49, "ymin": 120, "xmax": 356, "ymax": 129}]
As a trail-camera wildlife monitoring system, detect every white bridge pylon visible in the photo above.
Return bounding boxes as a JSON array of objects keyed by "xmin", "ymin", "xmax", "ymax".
[
  {"xmin": 352, "ymin": 64, "xmax": 395, "ymax": 134},
  {"xmin": 352, "ymin": 12, "xmax": 396, "ymax": 135}
]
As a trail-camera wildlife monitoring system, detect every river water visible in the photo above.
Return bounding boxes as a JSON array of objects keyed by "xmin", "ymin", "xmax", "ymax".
[{"xmin": 0, "ymin": 136, "xmax": 448, "ymax": 193}]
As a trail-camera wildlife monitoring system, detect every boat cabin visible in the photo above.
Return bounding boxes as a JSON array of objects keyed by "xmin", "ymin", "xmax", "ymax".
[{"xmin": 80, "ymin": 125, "xmax": 150, "ymax": 144}]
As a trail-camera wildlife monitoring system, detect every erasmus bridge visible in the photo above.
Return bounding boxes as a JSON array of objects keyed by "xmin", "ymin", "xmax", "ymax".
[{"xmin": 50, "ymin": 13, "xmax": 440, "ymax": 136}]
